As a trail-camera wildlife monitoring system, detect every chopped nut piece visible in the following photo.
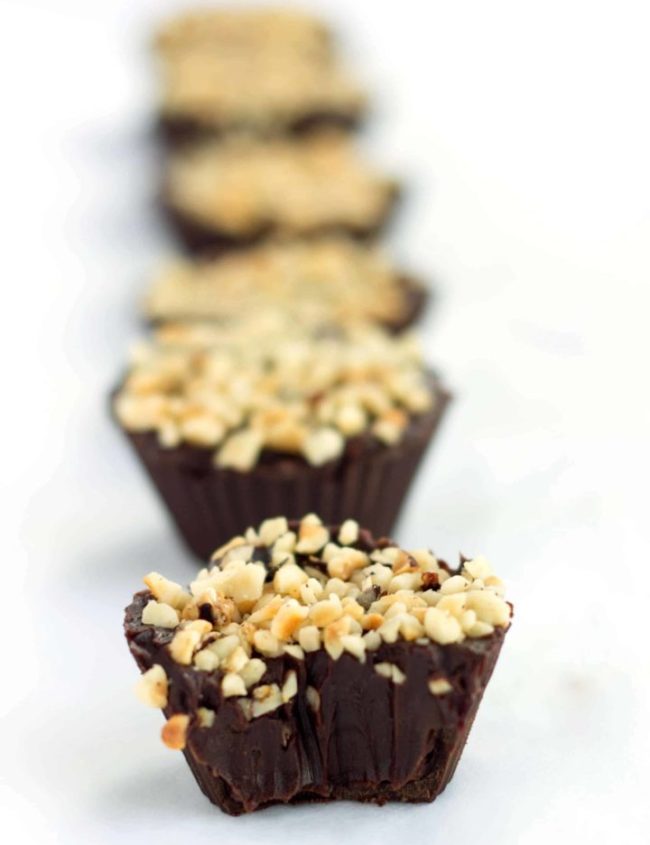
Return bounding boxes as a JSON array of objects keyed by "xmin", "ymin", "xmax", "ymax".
[
  {"xmin": 424, "ymin": 608, "xmax": 463, "ymax": 645},
  {"xmin": 337, "ymin": 519, "xmax": 359, "ymax": 546},
  {"xmin": 273, "ymin": 562, "xmax": 309, "ymax": 597},
  {"xmin": 197, "ymin": 707, "xmax": 215, "ymax": 727},
  {"xmin": 239, "ymin": 658, "xmax": 267, "ymax": 688},
  {"xmin": 374, "ymin": 662, "xmax": 406, "ymax": 684},
  {"xmin": 303, "ymin": 427, "xmax": 345, "ymax": 466},
  {"xmin": 270, "ymin": 603, "xmax": 309, "ymax": 641},
  {"xmin": 251, "ymin": 684, "xmax": 284, "ymax": 717},
  {"xmin": 135, "ymin": 665, "xmax": 168, "ymax": 708},
  {"xmin": 253, "ymin": 629, "xmax": 282, "ymax": 656},
  {"xmin": 281, "ymin": 670, "xmax": 298, "ymax": 702},
  {"xmin": 298, "ymin": 625, "xmax": 321, "ymax": 652},
  {"xmin": 169, "ymin": 627, "xmax": 203, "ymax": 665},
  {"xmin": 306, "ymin": 685, "xmax": 321, "ymax": 712},
  {"xmin": 161, "ymin": 714, "xmax": 190, "ymax": 750},
  {"xmin": 143, "ymin": 572, "xmax": 189, "ymax": 609},
  {"xmin": 465, "ymin": 591, "xmax": 510, "ymax": 626},
  {"xmin": 216, "ymin": 428, "xmax": 263, "ymax": 472},
  {"xmin": 222, "ymin": 672, "xmax": 247, "ymax": 697},
  {"xmin": 141, "ymin": 599, "xmax": 180, "ymax": 629},
  {"xmin": 428, "ymin": 678, "xmax": 453, "ymax": 696},
  {"xmin": 295, "ymin": 515, "xmax": 330, "ymax": 554},
  {"xmin": 259, "ymin": 517, "xmax": 289, "ymax": 546},
  {"xmin": 194, "ymin": 648, "xmax": 220, "ymax": 671}
]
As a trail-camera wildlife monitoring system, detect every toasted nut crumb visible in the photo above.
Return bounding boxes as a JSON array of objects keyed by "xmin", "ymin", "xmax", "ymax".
[
  {"xmin": 135, "ymin": 665, "xmax": 168, "ymax": 708},
  {"xmin": 239, "ymin": 657, "xmax": 267, "ymax": 688},
  {"xmin": 143, "ymin": 572, "xmax": 189, "ymax": 609},
  {"xmin": 424, "ymin": 607, "xmax": 463, "ymax": 644},
  {"xmin": 283, "ymin": 644, "xmax": 305, "ymax": 660},
  {"xmin": 169, "ymin": 627, "xmax": 203, "ymax": 665},
  {"xmin": 273, "ymin": 562, "xmax": 309, "ymax": 597},
  {"xmin": 222, "ymin": 672, "xmax": 247, "ymax": 697},
  {"xmin": 310, "ymin": 598, "xmax": 342, "ymax": 628},
  {"xmin": 259, "ymin": 516, "xmax": 289, "ymax": 546},
  {"xmin": 298, "ymin": 625, "xmax": 321, "ymax": 652},
  {"xmin": 465, "ymin": 591, "xmax": 510, "ymax": 626},
  {"xmin": 142, "ymin": 599, "xmax": 180, "ymax": 629},
  {"xmin": 210, "ymin": 535, "xmax": 247, "ymax": 561},
  {"xmin": 216, "ymin": 428, "xmax": 263, "ymax": 471},
  {"xmin": 161, "ymin": 714, "xmax": 189, "ymax": 750},
  {"xmin": 440, "ymin": 575, "xmax": 470, "ymax": 595},
  {"xmin": 253, "ymin": 629, "xmax": 282, "ymax": 656},
  {"xmin": 194, "ymin": 648, "xmax": 220, "ymax": 671},
  {"xmin": 337, "ymin": 519, "xmax": 359, "ymax": 546},
  {"xmin": 295, "ymin": 514, "xmax": 330, "ymax": 554},
  {"xmin": 282, "ymin": 670, "xmax": 298, "ymax": 702},
  {"xmin": 306, "ymin": 685, "xmax": 320, "ymax": 712},
  {"xmin": 428, "ymin": 678, "xmax": 453, "ymax": 696},
  {"xmin": 197, "ymin": 707, "xmax": 215, "ymax": 727},
  {"xmin": 303, "ymin": 427, "xmax": 345, "ymax": 466},
  {"xmin": 270, "ymin": 603, "xmax": 309, "ymax": 640},
  {"xmin": 374, "ymin": 662, "xmax": 406, "ymax": 684},
  {"xmin": 251, "ymin": 684, "xmax": 284, "ymax": 717},
  {"xmin": 340, "ymin": 634, "xmax": 366, "ymax": 662}
]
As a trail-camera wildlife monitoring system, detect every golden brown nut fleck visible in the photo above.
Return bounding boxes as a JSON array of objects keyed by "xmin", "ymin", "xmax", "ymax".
[
  {"xmin": 197, "ymin": 707, "xmax": 215, "ymax": 727},
  {"xmin": 135, "ymin": 664, "xmax": 168, "ymax": 708},
  {"xmin": 161, "ymin": 713, "xmax": 190, "ymax": 750},
  {"xmin": 428, "ymin": 677, "xmax": 453, "ymax": 696}
]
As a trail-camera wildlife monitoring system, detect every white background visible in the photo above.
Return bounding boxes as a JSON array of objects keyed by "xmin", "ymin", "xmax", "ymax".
[{"xmin": 2, "ymin": 0, "xmax": 649, "ymax": 842}]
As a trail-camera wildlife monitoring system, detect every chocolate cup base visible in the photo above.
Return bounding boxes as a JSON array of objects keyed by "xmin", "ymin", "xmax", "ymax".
[
  {"xmin": 120, "ymin": 388, "xmax": 450, "ymax": 561},
  {"xmin": 159, "ymin": 185, "xmax": 402, "ymax": 256}
]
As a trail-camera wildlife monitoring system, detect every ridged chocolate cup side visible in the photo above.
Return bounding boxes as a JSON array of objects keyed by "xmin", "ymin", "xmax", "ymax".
[
  {"xmin": 117, "ymin": 381, "xmax": 450, "ymax": 561},
  {"xmin": 124, "ymin": 542, "xmax": 507, "ymax": 815}
]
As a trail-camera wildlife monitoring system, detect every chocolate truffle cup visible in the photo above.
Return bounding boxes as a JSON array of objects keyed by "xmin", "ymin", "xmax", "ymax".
[
  {"xmin": 124, "ymin": 521, "xmax": 509, "ymax": 814},
  {"xmin": 117, "ymin": 380, "xmax": 450, "ymax": 561}
]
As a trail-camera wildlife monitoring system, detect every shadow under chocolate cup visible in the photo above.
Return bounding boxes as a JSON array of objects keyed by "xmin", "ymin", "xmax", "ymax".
[{"xmin": 116, "ymin": 379, "xmax": 451, "ymax": 561}]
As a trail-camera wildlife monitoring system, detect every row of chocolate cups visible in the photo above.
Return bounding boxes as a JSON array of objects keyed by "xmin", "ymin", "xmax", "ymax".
[
  {"xmin": 118, "ymin": 6, "xmax": 512, "ymax": 816},
  {"xmin": 115, "ymin": 6, "xmax": 449, "ymax": 556}
]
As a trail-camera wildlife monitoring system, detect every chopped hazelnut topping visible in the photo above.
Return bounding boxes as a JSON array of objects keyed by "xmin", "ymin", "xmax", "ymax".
[
  {"xmin": 281, "ymin": 670, "xmax": 298, "ymax": 702},
  {"xmin": 222, "ymin": 672, "xmax": 247, "ymax": 698},
  {"xmin": 428, "ymin": 678, "xmax": 453, "ymax": 696},
  {"xmin": 144, "ymin": 238, "xmax": 416, "ymax": 331},
  {"xmin": 141, "ymin": 600, "xmax": 180, "ymax": 629},
  {"xmin": 338, "ymin": 519, "xmax": 359, "ymax": 546},
  {"xmin": 135, "ymin": 665, "xmax": 168, "ymax": 708},
  {"xmin": 306, "ymin": 686, "xmax": 321, "ymax": 712},
  {"xmin": 197, "ymin": 707, "xmax": 215, "ymax": 727},
  {"xmin": 115, "ymin": 320, "xmax": 435, "ymax": 470},
  {"xmin": 134, "ymin": 515, "xmax": 511, "ymax": 732},
  {"xmin": 161, "ymin": 714, "xmax": 190, "ymax": 750},
  {"xmin": 374, "ymin": 662, "xmax": 406, "ymax": 684}
]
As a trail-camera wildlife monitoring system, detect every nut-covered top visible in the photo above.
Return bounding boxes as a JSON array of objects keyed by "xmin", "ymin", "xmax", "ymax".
[
  {"xmin": 154, "ymin": 8, "xmax": 331, "ymax": 60},
  {"xmin": 165, "ymin": 133, "xmax": 397, "ymax": 237},
  {"xmin": 159, "ymin": 50, "xmax": 364, "ymax": 132},
  {"xmin": 114, "ymin": 319, "xmax": 436, "ymax": 471},
  {"xmin": 144, "ymin": 237, "xmax": 417, "ymax": 327},
  {"xmin": 134, "ymin": 515, "xmax": 512, "ymax": 724}
]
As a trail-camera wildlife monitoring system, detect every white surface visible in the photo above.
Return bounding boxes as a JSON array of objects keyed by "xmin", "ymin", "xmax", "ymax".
[{"xmin": 2, "ymin": 1, "xmax": 650, "ymax": 842}]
